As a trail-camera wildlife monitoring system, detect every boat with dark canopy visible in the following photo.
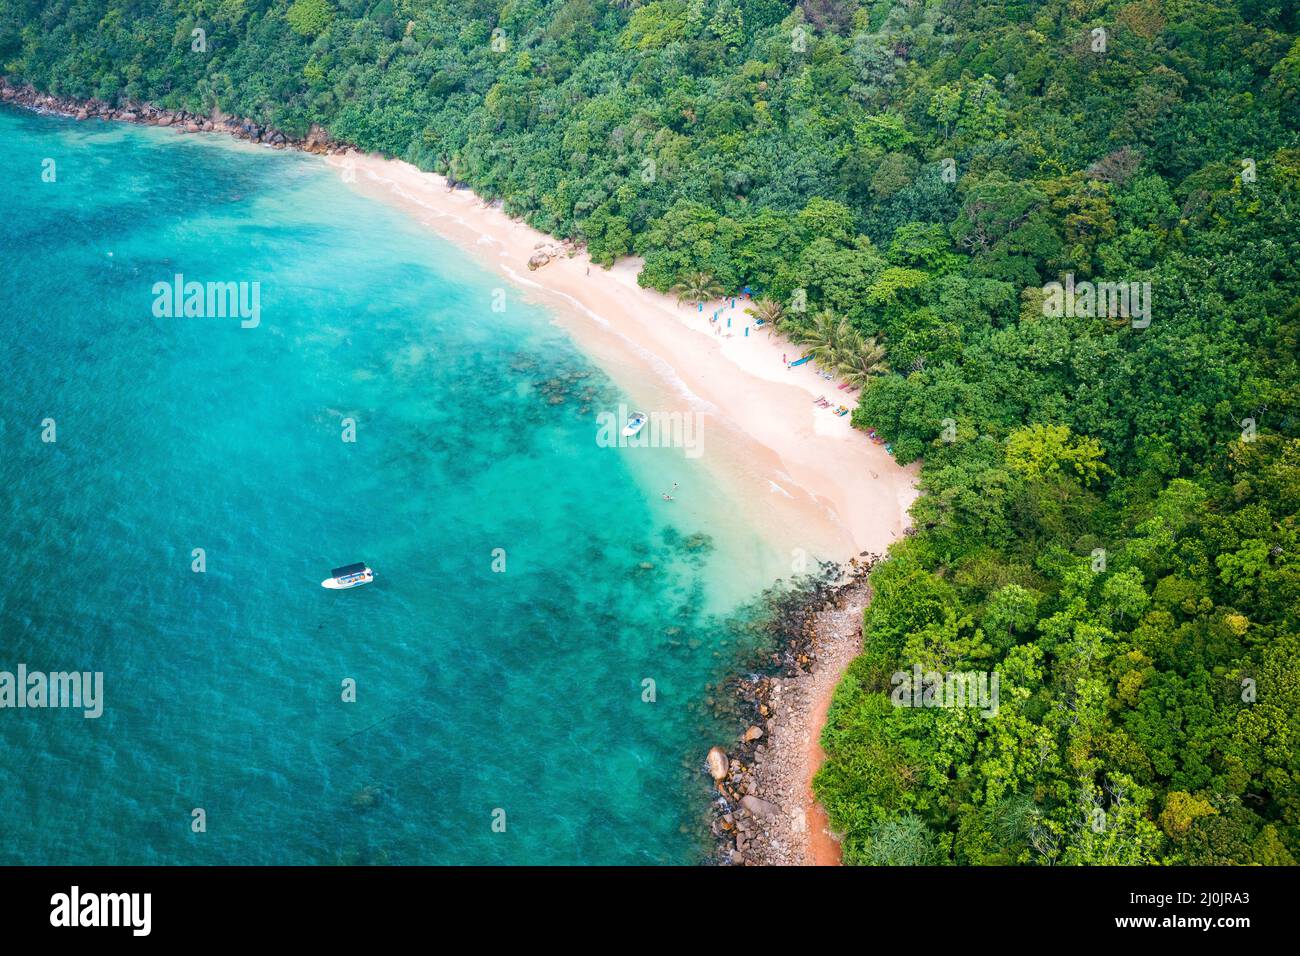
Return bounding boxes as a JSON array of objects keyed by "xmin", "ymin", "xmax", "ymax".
[{"xmin": 321, "ymin": 562, "xmax": 374, "ymax": 590}]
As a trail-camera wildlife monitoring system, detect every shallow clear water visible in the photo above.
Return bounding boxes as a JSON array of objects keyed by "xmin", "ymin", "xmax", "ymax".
[{"xmin": 0, "ymin": 107, "xmax": 780, "ymax": 864}]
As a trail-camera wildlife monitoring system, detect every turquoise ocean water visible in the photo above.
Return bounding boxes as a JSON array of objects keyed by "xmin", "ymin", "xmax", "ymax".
[{"xmin": 0, "ymin": 107, "xmax": 783, "ymax": 864}]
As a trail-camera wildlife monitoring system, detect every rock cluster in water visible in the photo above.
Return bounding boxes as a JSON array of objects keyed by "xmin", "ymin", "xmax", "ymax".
[{"xmin": 529, "ymin": 368, "xmax": 606, "ymax": 416}]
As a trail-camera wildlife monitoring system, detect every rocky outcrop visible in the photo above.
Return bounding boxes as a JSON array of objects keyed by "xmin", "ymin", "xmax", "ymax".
[
  {"xmin": 304, "ymin": 123, "xmax": 333, "ymax": 152},
  {"xmin": 0, "ymin": 77, "xmax": 349, "ymax": 155},
  {"xmin": 526, "ymin": 239, "xmax": 573, "ymax": 271},
  {"xmin": 704, "ymin": 555, "xmax": 877, "ymax": 866}
]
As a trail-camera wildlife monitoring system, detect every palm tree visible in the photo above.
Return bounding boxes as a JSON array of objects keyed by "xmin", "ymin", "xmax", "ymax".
[
  {"xmin": 792, "ymin": 310, "xmax": 891, "ymax": 387},
  {"xmin": 793, "ymin": 308, "xmax": 837, "ymax": 350},
  {"xmin": 842, "ymin": 336, "xmax": 891, "ymax": 389},
  {"xmin": 832, "ymin": 321, "xmax": 866, "ymax": 372},
  {"xmin": 670, "ymin": 271, "xmax": 724, "ymax": 306},
  {"xmin": 744, "ymin": 297, "xmax": 786, "ymax": 335},
  {"xmin": 795, "ymin": 310, "xmax": 857, "ymax": 370}
]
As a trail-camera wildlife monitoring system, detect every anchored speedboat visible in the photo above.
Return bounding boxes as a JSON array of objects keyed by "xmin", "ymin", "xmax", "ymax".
[
  {"xmin": 322, "ymin": 562, "xmax": 374, "ymax": 590},
  {"xmin": 621, "ymin": 411, "xmax": 648, "ymax": 438}
]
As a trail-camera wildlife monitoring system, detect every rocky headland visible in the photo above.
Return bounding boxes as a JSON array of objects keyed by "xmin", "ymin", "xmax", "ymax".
[
  {"xmin": 0, "ymin": 77, "xmax": 346, "ymax": 154},
  {"xmin": 705, "ymin": 556, "xmax": 877, "ymax": 866}
]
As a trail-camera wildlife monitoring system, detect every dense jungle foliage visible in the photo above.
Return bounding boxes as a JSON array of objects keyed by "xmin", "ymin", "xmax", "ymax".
[{"xmin": 2, "ymin": 0, "xmax": 1298, "ymax": 864}]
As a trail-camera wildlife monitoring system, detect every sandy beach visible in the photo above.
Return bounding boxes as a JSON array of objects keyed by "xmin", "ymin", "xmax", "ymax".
[{"xmin": 328, "ymin": 151, "xmax": 919, "ymax": 570}]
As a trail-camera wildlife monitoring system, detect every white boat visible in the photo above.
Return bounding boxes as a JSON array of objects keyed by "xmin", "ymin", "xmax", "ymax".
[
  {"xmin": 621, "ymin": 411, "xmax": 648, "ymax": 438},
  {"xmin": 322, "ymin": 562, "xmax": 374, "ymax": 589}
]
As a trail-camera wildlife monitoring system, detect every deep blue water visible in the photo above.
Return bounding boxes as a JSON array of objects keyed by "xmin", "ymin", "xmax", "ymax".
[{"xmin": 0, "ymin": 107, "xmax": 777, "ymax": 864}]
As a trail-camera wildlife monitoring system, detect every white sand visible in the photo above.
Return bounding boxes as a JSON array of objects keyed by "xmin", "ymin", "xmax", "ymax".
[{"xmin": 327, "ymin": 151, "xmax": 919, "ymax": 565}]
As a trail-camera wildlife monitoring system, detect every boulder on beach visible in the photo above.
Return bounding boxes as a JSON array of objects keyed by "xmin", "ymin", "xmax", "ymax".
[
  {"xmin": 743, "ymin": 725, "xmax": 764, "ymax": 743},
  {"xmin": 304, "ymin": 124, "xmax": 332, "ymax": 152},
  {"xmin": 527, "ymin": 241, "xmax": 565, "ymax": 271},
  {"xmin": 706, "ymin": 746, "xmax": 728, "ymax": 782},
  {"xmin": 741, "ymin": 795, "xmax": 779, "ymax": 820}
]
